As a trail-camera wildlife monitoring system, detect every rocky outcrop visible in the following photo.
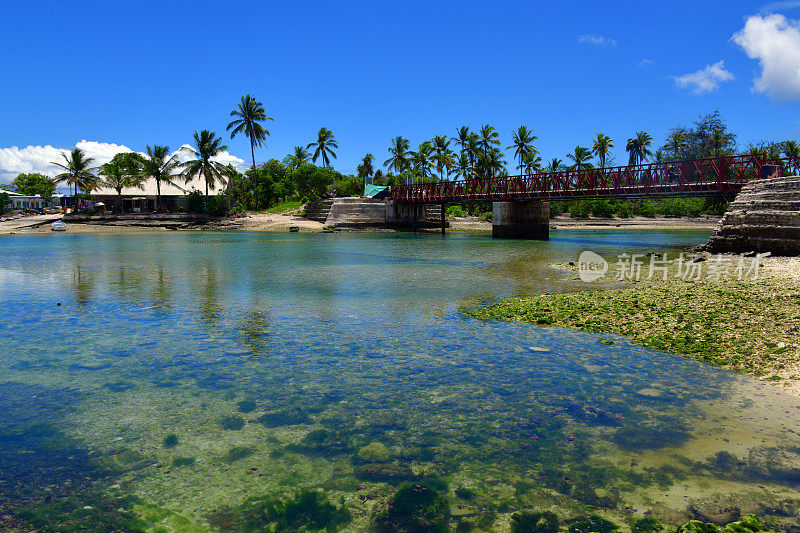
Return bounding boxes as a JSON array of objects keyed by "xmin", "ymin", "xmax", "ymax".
[{"xmin": 705, "ymin": 175, "xmax": 800, "ymax": 256}]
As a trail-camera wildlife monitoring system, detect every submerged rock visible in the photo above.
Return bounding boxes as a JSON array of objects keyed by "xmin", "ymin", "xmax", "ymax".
[
  {"xmin": 676, "ymin": 513, "xmax": 774, "ymax": 532},
  {"xmin": 747, "ymin": 446, "xmax": 800, "ymax": 483},
  {"xmin": 357, "ymin": 442, "xmax": 393, "ymax": 463}
]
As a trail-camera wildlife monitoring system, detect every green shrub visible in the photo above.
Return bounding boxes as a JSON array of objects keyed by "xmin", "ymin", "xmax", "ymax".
[
  {"xmin": 569, "ymin": 200, "xmax": 591, "ymax": 218},
  {"xmin": 639, "ymin": 200, "xmax": 657, "ymax": 217},
  {"xmin": 590, "ymin": 199, "xmax": 615, "ymax": 218},
  {"xmin": 446, "ymin": 205, "xmax": 468, "ymax": 217},
  {"xmin": 186, "ymin": 190, "xmax": 204, "ymax": 213}
]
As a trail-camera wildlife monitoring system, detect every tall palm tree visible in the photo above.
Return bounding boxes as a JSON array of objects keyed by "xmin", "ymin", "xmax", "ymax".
[
  {"xmin": 546, "ymin": 158, "xmax": 565, "ymax": 172},
  {"xmin": 566, "ymin": 146, "xmax": 594, "ymax": 172},
  {"xmin": 384, "ymin": 136, "xmax": 411, "ymax": 173},
  {"xmin": 409, "ymin": 142, "xmax": 435, "ymax": 182},
  {"xmin": 766, "ymin": 143, "xmax": 783, "ymax": 162},
  {"xmin": 357, "ymin": 153, "xmax": 375, "ymax": 182},
  {"xmin": 784, "ymin": 140, "xmax": 800, "ymax": 174},
  {"xmin": 626, "ymin": 131, "xmax": 654, "ymax": 165},
  {"xmin": 141, "ymin": 145, "xmax": 181, "ymax": 211},
  {"xmin": 454, "ymin": 126, "xmax": 471, "ymax": 156},
  {"xmin": 466, "ymin": 133, "xmax": 481, "ymax": 170},
  {"xmin": 100, "ymin": 154, "xmax": 145, "ymax": 212},
  {"xmin": 453, "ymin": 153, "xmax": 472, "ymax": 181},
  {"xmin": 478, "ymin": 124, "xmax": 500, "ymax": 157},
  {"xmin": 707, "ymin": 128, "xmax": 734, "ymax": 158},
  {"xmin": 226, "ymin": 94, "xmax": 273, "ymax": 178},
  {"xmin": 307, "ymin": 127, "xmax": 338, "ymax": 167},
  {"xmin": 522, "ymin": 151, "xmax": 542, "ymax": 174},
  {"xmin": 665, "ymin": 131, "xmax": 689, "ymax": 159},
  {"xmin": 51, "ymin": 148, "xmax": 97, "ymax": 198},
  {"xmin": 181, "ymin": 130, "xmax": 230, "ymax": 204},
  {"xmin": 286, "ymin": 146, "xmax": 310, "ymax": 170},
  {"xmin": 507, "ymin": 126, "xmax": 538, "ymax": 174},
  {"xmin": 431, "ymin": 135, "xmax": 452, "ymax": 181},
  {"xmin": 591, "ymin": 133, "xmax": 614, "ymax": 169}
]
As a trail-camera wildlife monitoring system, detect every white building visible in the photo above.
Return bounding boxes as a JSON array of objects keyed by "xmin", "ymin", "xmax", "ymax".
[
  {"xmin": 92, "ymin": 175, "xmax": 224, "ymax": 211},
  {"xmin": 1, "ymin": 191, "xmax": 62, "ymax": 211}
]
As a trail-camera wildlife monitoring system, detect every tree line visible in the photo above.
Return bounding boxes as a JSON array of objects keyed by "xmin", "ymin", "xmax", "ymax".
[{"xmin": 3, "ymin": 99, "xmax": 799, "ymax": 215}]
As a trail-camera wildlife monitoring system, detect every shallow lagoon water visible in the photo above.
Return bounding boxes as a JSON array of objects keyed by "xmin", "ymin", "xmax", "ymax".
[{"xmin": 1, "ymin": 230, "xmax": 800, "ymax": 531}]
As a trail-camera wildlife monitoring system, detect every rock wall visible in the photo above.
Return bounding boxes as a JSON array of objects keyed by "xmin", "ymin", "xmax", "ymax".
[
  {"xmin": 705, "ymin": 175, "xmax": 800, "ymax": 256},
  {"xmin": 324, "ymin": 198, "xmax": 389, "ymax": 228}
]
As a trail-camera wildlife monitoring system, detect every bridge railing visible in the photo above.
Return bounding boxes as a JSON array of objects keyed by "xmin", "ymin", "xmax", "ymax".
[{"xmin": 390, "ymin": 154, "xmax": 798, "ymax": 203}]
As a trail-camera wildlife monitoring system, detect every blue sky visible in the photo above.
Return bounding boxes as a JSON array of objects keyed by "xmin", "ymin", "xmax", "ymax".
[{"xmin": 1, "ymin": 0, "xmax": 799, "ymax": 179}]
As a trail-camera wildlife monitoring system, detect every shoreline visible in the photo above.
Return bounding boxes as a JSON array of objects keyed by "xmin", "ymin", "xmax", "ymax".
[
  {"xmin": 471, "ymin": 255, "xmax": 800, "ymax": 398},
  {"xmin": 0, "ymin": 213, "xmax": 720, "ymax": 235}
]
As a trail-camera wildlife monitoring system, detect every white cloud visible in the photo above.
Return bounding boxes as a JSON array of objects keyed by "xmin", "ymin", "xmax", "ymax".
[
  {"xmin": 638, "ymin": 59, "xmax": 654, "ymax": 67},
  {"xmin": 0, "ymin": 140, "xmax": 245, "ymax": 183},
  {"xmin": 174, "ymin": 144, "xmax": 245, "ymax": 168},
  {"xmin": 578, "ymin": 34, "xmax": 617, "ymax": 48},
  {"xmin": 673, "ymin": 61, "xmax": 735, "ymax": 94},
  {"xmin": 733, "ymin": 14, "xmax": 800, "ymax": 101}
]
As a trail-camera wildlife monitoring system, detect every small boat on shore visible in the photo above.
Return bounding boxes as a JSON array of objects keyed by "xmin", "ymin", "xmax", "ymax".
[{"xmin": 51, "ymin": 221, "xmax": 67, "ymax": 232}]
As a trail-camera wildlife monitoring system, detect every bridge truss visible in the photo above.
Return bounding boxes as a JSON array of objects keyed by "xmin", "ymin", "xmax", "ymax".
[{"xmin": 390, "ymin": 154, "xmax": 799, "ymax": 203}]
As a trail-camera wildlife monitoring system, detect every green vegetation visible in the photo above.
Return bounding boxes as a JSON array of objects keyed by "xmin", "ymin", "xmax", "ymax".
[
  {"xmin": 236, "ymin": 399, "xmax": 257, "ymax": 413},
  {"xmin": 371, "ymin": 482, "xmax": 450, "ymax": 533},
  {"xmin": 510, "ymin": 511, "xmax": 559, "ymax": 533},
  {"xmin": 162, "ymin": 433, "xmax": 179, "ymax": 448},
  {"xmin": 219, "ymin": 415, "xmax": 246, "ymax": 430},
  {"xmin": 550, "ymin": 197, "xmax": 728, "ymax": 218},
  {"xmin": 8, "ymin": 173, "xmax": 56, "ymax": 203},
  {"xmin": 221, "ymin": 446, "xmax": 255, "ymax": 462},
  {"xmin": 51, "ymin": 147, "xmax": 98, "ymax": 197},
  {"xmin": 207, "ymin": 489, "xmax": 351, "ymax": 532},
  {"xmin": 569, "ymin": 515, "xmax": 619, "ymax": 533},
  {"xmin": 0, "ymin": 191, "xmax": 11, "ymax": 212},
  {"xmin": 471, "ymin": 278, "xmax": 800, "ymax": 383},
  {"xmin": 172, "ymin": 456, "xmax": 196, "ymax": 467}
]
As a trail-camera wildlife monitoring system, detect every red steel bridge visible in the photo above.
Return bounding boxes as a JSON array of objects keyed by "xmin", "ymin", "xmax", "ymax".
[{"xmin": 390, "ymin": 154, "xmax": 799, "ymax": 203}]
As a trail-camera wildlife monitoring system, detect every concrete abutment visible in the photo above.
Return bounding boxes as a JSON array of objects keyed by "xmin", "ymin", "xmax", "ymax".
[{"xmin": 491, "ymin": 201, "xmax": 550, "ymax": 240}]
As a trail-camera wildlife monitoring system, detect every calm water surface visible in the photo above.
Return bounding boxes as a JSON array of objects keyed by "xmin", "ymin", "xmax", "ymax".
[{"xmin": 1, "ymin": 230, "xmax": 799, "ymax": 531}]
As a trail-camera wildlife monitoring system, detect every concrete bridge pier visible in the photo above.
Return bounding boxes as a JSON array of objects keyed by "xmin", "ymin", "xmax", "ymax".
[{"xmin": 492, "ymin": 201, "xmax": 549, "ymax": 240}]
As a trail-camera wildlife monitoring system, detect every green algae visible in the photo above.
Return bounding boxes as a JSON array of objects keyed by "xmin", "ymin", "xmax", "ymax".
[
  {"xmin": 221, "ymin": 446, "xmax": 254, "ymax": 462},
  {"xmin": 162, "ymin": 433, "xmax": 179, "ymax": 448},
  {"xmin": 371, "ymin": 482, "xmax": 450, "ymax": 533},
  {"xmin": 236, "ymin": 399, "xmax": 257, "ymax": 413},
  {"xmin": 207, "ymin": 489, "xmax": 351, "ymax": 532},
  {"xmin": 510, "ymin": 511, "xmax": 560, "ymax": 533},
  {"xmin": 219, "ymin": 415, "xmax": 246, "ymax": 430}
]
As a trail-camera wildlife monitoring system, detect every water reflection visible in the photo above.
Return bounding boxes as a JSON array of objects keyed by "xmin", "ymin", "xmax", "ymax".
[{"xmin": 2, "ymin": 231, "xmax": 799, "ymax": 531}]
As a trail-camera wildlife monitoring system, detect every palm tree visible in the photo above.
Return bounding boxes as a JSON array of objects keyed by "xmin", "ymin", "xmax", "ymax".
[
  {"xmin": 100, "ymin": 154, "xmax": 144, "ymax": 212},
  {"xmin": 626, "ymin": 131, "xmax": 654, "ymax": 165},
  {"xmin": 665, "ymin": 132, "xmax": 689, "ymax": 159},
  {"xmin": 453, "ymin": 153, "xmax": 472, "ymax": 181},
  {"xmin": 522, "ymin": 151, "xmax": 542, "ymax": 174},
  {"xmin": 784, "ymin": 140, "xmax": 800, "ymax": 174},
  {"xmin": 431, "ymin": 135, "xmax": 452, "ymax": 181},
  {"xmin": 766, "ymin": 143, "xmax": 783, "ymax": 162},
  {"xmin": 466, "ymin": 133, "xmax": 480, "ymax": 170},
  {"xmin": 566, "ymin": 146, "xmax": 594, "ymax": 171},
  {"xmin": 409, "ymin": 142, "xmax": 435, "ymax": 182},
  {"xmin": 507, "ymin": 126, "xmax": 538, "ymax": 174},
  {"xmin": 181, "ymin": 130, "xmax": 230, "ymax": 204},
  {"xmin": 357, "ymin": 153, "xmax": 375, "ymax": 183},
  {"xmin": 140, "ymin": 145, "xmax": 181, "ymax": 211},
  {"xmin": 478, "ymin": 124, "xmax": 500, "ymax": 156},
  {"xmin": 307, "ymin": 127, "xmax": 338, "ymax": 167},
  {"xmin": 226, "ymin": 95, "xmax": 273, "ymax": 178},
  {"xmin": 707, "ymin": 128, "xmax": 734, "ymax": 158},
  {"xmin": 286, "ymin": 146, "xmax": 310, "ymax": 170},
  {"xmin": 51, "ymin": 148, "xmax": 97, "ymax": 198},
  {"xmin": 546, "ymin": 158, "xmax": 565, "ymax": 172},
  {"xmin": 454, "ymin": 126, "xmax": 471, "ymax": 156},
  {"xmin": 591, "ymin": 133, "xmax": 614, "ymax": 169},
  {"xmin": 384, "ymin": 136, "xmax": 411, "ymax": 173},
  {"xmin": 654, "ymin": 150, "xmax": 665, "ymax": 163}
]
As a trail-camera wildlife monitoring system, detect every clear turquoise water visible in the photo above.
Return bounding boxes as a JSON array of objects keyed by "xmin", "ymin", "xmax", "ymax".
[{"xmin": 1, "ymin": 230, "xmax": 799, "ymax": 531}]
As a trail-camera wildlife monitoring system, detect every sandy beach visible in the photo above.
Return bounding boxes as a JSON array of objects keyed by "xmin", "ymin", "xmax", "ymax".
[{"xmin": 0, "ymin": 212, "xmax": 721, "ymax": 235}]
